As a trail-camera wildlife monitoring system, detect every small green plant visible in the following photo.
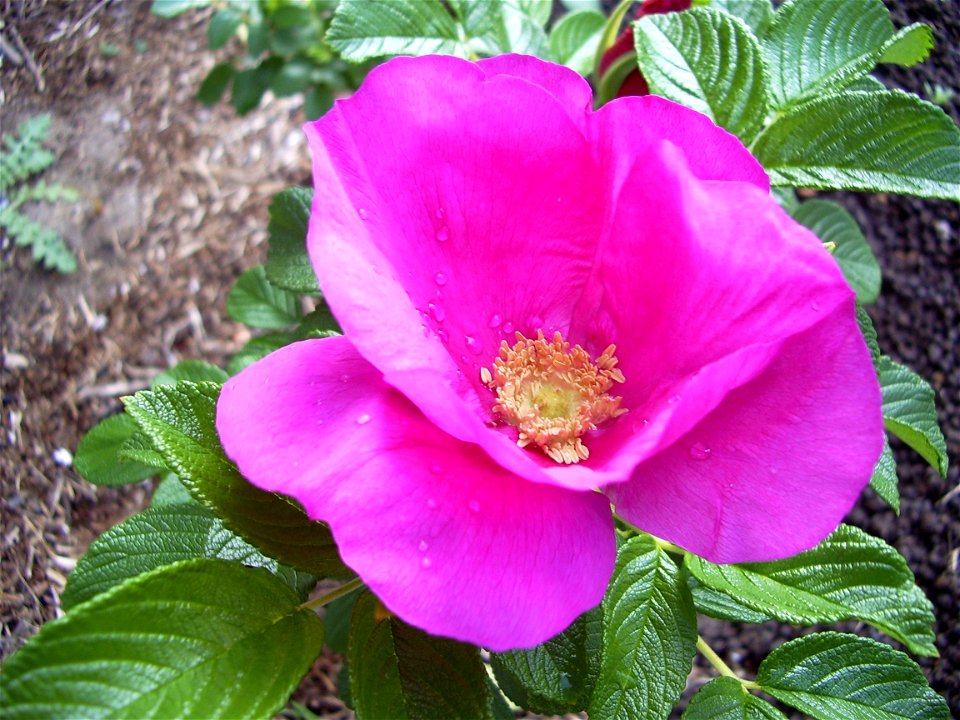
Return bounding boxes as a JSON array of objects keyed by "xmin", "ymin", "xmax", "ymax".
[
  {"xmin": 0, "ymin": 113, "xmax": 78, "ymax": 273},
  {"xmin": 151, "ymin": 0, "xmax": 373, "ymax": 119},
  {"xmin": 923, "ymin": 81, "xmax": 956, "ymax": 107}
]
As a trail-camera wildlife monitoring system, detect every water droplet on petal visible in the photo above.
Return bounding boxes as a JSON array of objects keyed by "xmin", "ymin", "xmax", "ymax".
[
  {"xmin": 356, "ymin": 414, "xmax": 371, "ymax": 425},
  {"xmin": 428, "ymin": 302, "xmax": 445, "ymax": 323},
  {"xmin": 689, "ymin": 442, "xmax": 712, "ymax": 461},
  {"xmin": 340, "ymin": 374, "xmax": 350, "ymax": 383},
  {"xmin": 811, "ymin": 300, "xmax": 821, "ymax": 311},
  {"xmin": 465, "ymin": 335, "xmax": 482, "ymax": 355},
  {"xmin": 434, "ymin": 272, "xmax": 447, "ymax": 286},
  {"xmin": 435, "ymin": 207, "xmax": 445, "ymax": 220},
  {"xmin": 421, "ymin": 557, "xmax": 432, "ymax": 568},
  {"xmin": 357, "ymin": 207, "xmax": 368, "ymax": 220},
  {"xmin": 430, "ymin": 464, "xmax": 442, "ymax": 475},
  {"xmin": 421, "ymin": 324, "xmax": 430, "ymax": 337},
  {"xmin": 488, "ymin": 313, "xmax": 502, "ymax": 329},
  {"xmin": 668, "ymin": 394, "xmax": 681, "ymax": 405},
  {"xmin": 436, "ymin": 227, "xmax": 449, "ymax": 243},
  {"xmin": 502, "ymin": 321, "xmax": 514, "ymax": 334},
  {"xmin": 468, "ymin": 499, "xmax": 481, "ymax": 513},
  {"xmin": 438, "ymin": 329, "xmax": 450, "ymax": 344},
  {"xmin": 418, "ymin": 540, "xmax": 429, "ymax": 552},
  {"xmin": 530, "ymin": 315, "xmax": 544, "ymax": 329},
  {"xmin": 426, "ymin": 497, "xmax": 437, "ymax": 509}
]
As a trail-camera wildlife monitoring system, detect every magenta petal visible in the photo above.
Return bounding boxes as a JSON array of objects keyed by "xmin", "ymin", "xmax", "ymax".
[
  {"xmin": 216, "ymin": 337, "xmax": 616, "ymax": 650},
  {"xmin": 607, "ymin": 302, "xmax": 883, "ymax": 562},
  {"xmin": 593, "ymin": 95, "xmax": 769, "ymax": 188},
  {"xmin": 305, "ymin": 54, "xmax": 606, "ymax": 460},
  {"xmin": 477, "ymin": 54, "xmax": 594, "ymax": 124}
]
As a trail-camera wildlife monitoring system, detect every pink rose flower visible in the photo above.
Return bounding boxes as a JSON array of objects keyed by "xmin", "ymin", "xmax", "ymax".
[{"xmin": 216, "ymin": 54, "xmax": 883, "ymax": 651}]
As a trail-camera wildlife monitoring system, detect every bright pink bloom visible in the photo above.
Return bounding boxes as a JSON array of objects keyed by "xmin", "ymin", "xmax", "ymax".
[{"xmin": 216, "ymin": 55, "xmax": 883, "ymax": 650}]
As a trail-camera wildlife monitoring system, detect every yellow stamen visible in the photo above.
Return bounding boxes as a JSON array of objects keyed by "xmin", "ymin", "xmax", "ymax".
[{"xmin": 482, "ymin": 330, "xmax": 627, "ymax": 464}]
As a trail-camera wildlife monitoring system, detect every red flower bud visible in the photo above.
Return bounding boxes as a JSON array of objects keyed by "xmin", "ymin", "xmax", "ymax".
[{"xmin": 597, "ymin": 0, "xmax": 694, "ymax": 98}]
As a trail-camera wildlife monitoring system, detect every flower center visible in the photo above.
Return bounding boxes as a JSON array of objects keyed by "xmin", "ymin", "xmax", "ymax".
[{"xmin": 480, "ymin": 330, "xmax": 627, "ymax": 464}]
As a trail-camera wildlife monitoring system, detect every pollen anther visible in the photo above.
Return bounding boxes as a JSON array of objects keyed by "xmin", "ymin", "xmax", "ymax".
[{"xmin": 481, "ymin": 330, "xmax": 627, "ymax": 464}]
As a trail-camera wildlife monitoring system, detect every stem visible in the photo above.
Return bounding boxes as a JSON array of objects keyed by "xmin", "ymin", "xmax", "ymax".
[
  {"xmin": 300, "ymin": 577, "xmax": 364, "ymax": 612},
  {"xmin": 697, "ymin": 636, "xmax": 761, "ymax": 691}
]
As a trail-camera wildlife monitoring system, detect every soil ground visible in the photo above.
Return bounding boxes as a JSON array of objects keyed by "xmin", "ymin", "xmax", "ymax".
[{"xmin": 0, "ymin": 1, "xmax": 956, "ymax": 718}]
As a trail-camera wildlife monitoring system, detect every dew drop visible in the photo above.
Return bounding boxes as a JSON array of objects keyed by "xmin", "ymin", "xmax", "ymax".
[
  {"xmin": 421, "ymin": 324, "xmax": 430, "ymax": 337},
  {"xmin": 340, "ymin": 374, "xmax": 350, "ymax": 383},
  {"xmin": 668, "ymin": 394, "xmax": 681, "ymax": 405},
  {"xmin": 435, "ymin": 207, "xmax": 445, "ymax": 220},
  {"xmin": 357, "ymin": 207, "xmax": 368, "ymax": 220},
  {"xmin": 689, "ymin": 442, "xmax": 712, "ymax": 461},
  {"xmin": 428, "ymin": 302, "xmax": 446, "ymax": 322},
  {"xmin": 293, "ymin": 460, "xmax": 299, "ymax": 467},
  {"xmin": 434, "ymin": 272, "xmax": 447, "ymax": 286},
  {"xmin": 438, "ymin": 329, "xmax": 450, "ymax": 344},
  {"xmin": 468, "ymin": 499, "xmax": 481, "ymax": 513},
  {"xmin": 427, "ymin": 498, "xmax": 437, "ymax": 509},
  {"xmin": 316, "ymin": 419, "xmax": 324, "ymax": 425},
  {"xmin": 465, "ymin": 335, "xmax": 483, "ymax": 355},
  {"xmin": 530, "ymin": 315, "xmax": 545, "ymax": 329},
  {"xmin": 435, "ymin": 226, "xmax": 449, "ymax": 243},
  {"xmin": 356, "ymin": 414, "xmax": 371, "ymax": 425},
  {"xmin": 421, "ymin": 557, "xmax": 432, "ymax": 568},
  {"xmin": 430, "ymin": 463, "xmax": 442, "ymax": 475},
  {"xmin": 502, "ymin": 321, "xmax": 515, "ymax": 334},
  {"xmin": 811, "ymin": 300, "xmax": 821, "ymax": 311},
  {"xmin": 418, "ymin": 540, "xmax": 429, "ymax": 552},
  {"xmin": 488, "ymin": 313, "xmax": 502, "ymax": 329}
]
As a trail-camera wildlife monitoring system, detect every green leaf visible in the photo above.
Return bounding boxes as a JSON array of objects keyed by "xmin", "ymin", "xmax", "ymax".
[
  {"xmin": 490, "ymin": 606, "xmax": 601, "ymax": 715},
  {"xmin": 848, "ymin": 75, "xmax": 887, "ymax": 92},
  {"xmin": 207, "ymin": 7, "xmax": 244, "ymax": 49},
  {"xmin": 752, "ymin": 90, "xmax": 960, "ymax": 201},
  {"xmin": 634, "ymin": 7, "xmax": 770, "ymax": 144},
  {"xmin": 327, "ymin": 0, "xmax": 467, "ymax": 62},
  {"xmin": 149, "ymin": 0, "xmax": 211, "ymax": 19},
  {"xmin": 74, "ymin": 413, "xmax": 163, "ymax": 486},
  {"xmin": 62, "ymin": 503, "xmax": 316, "ymax": 610},
  {"xmin": 516, "ymin": 0, "xmax": 551, "ymax": 27},
  {"xmin": 324, "ymin": 586, "xmax": 361, "ymax": 654},
  {"xmin": 227, "ymin": 265, "xmax": 303, "ymax": 329},
  {"xmin": 791, "ymin": 199, "xmax": 881, "ymax": 303},
  {"xmin": 123, "ymin": 381, "xmax": 348, "ymax": 576},
  {"xmin": 870, "ymin": 437, "xmax": 900, "ymax": 513},
  {"xmin": 458, "ymin": 0, "xmax": 549, "ymax": 57},
  {"xmin": 764, "ymin": 0, "xmax": 894, "ymax": 108},
  {"xmin": 757, "ymin": 632, "xmax": 949, "ymax": 720},
  {"xmin": 589, "ymin": 534, "xmax": 698, "ymax": 720},
  {"xmin": 197, "ymin": 62, "xmax": 235, "ymax": 106},
  {"xmin": 879, "ymin": 23, "xmax": 934, "ymax": 67},
  {"xmin": 227, "ymin": 331, "xmax": 296, "ymax": 375},
  {"xmin": 856, "ymin": 304, "xmax": 881, "ymax": 365},
  {"xmin": 153, "ymin": 360, "xmax": 229, "ymax": 387},
  {"xmin": 265, "ymin": 187, "xmax": 319, "ymax": 293},
  {"xmin": 683, "ymin": 677, "xmax": 787, "ymax": 720},
  {"xmin": 708, "ymin": 0, "xmax": 773, "ymax": 38},
  {"xmin": 686, "ymin": 573, "xmax": 772, "ymax": 624},
  {"xmin": 0, "ymin": 559, "xmax": 324, "ymax": 720},
  {"xmin": 548, "ymin": 9, "xmax": 605, "ymax": 76},
  {"xmin": 685, "ymin": 524, "xmax": 937, "ymax": 657},
  {"xmin": 348, "ymin": 590, "xmax": 494, "ymax": 719},
  {"xmin": 304, "ymin": 85, "xmax": 335, "ymax": 120},
  {"xmin": 230, "ymin": 57, "xmax": 282, "ymax": 115},
  {"xmin": 879, "ymin": 356, "xmax": 949, "ymax": 477},
  {"xmin": 270, "ymin": 58, "xmax": 314, "ymax": 97},
  {"xmin": 150, "ymin": 474, "xmax": 193, "ymax": 506}
]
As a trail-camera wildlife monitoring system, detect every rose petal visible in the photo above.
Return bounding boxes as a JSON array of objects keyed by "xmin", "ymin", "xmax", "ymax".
[
  {"xmin": 477, "ymin": 54, "xmax": 594, "ymax": 123},
  {"xmin": 305, "ymin": 54, "xmax": 605, "ymax": 448},
  {"xmin": 573, "ymin": 140, "xmax": 856, "ymax": 479},
  {"xmin": 607, "ymin": 301, "xmax": 883, "ymax": 562},
  {"xmin": 216, "ymin": 336, "xmax": 616, "ymax": 650}
]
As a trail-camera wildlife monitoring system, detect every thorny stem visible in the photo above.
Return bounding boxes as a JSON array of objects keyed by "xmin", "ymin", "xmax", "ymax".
[
  {"xmin": 300, "ymin": 577, "xmax": 365, "ymax": 612},
  {"xmin": 697, "ymin": 636, "xmax": 761, "ymax": 691}
]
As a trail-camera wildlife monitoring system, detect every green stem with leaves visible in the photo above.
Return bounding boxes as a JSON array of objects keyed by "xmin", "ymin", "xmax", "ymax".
[{"xmin": 300, "ymin": 576, "xmax": 365, "ymax": 612}]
